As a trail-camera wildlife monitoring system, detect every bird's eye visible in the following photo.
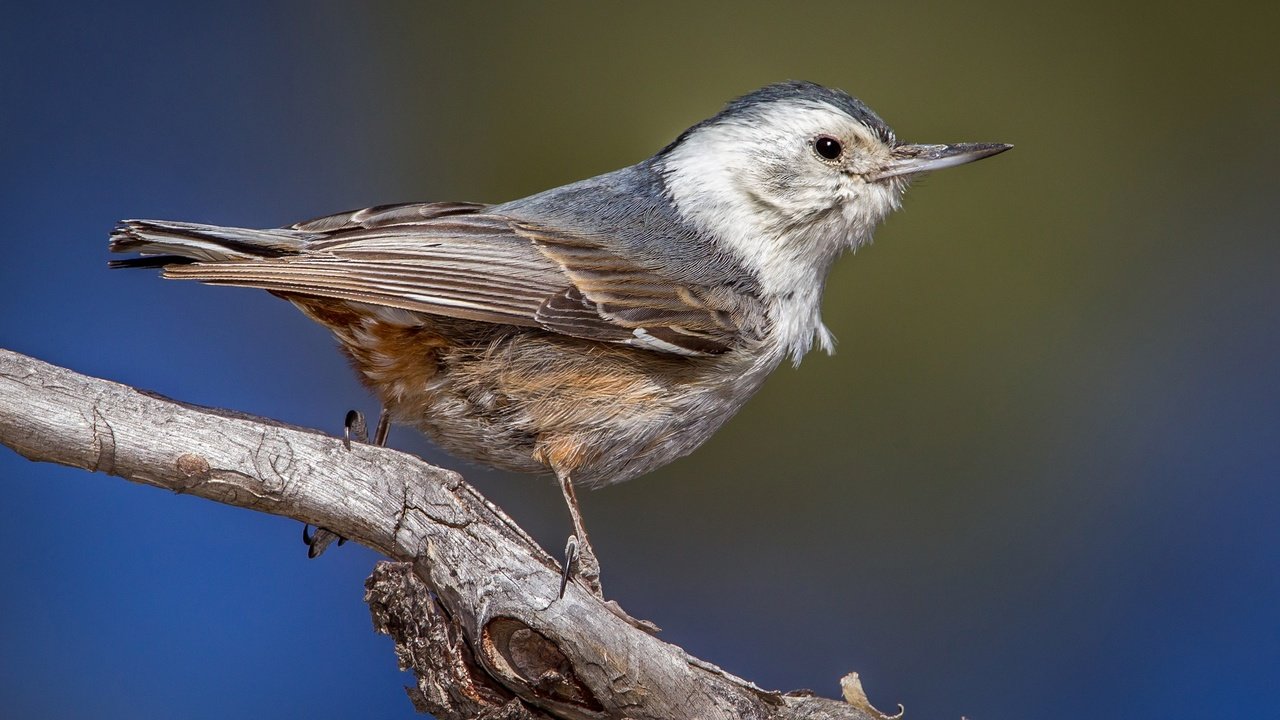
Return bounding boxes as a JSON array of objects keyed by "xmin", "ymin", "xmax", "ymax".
[{"xmin": 813, "ymin": 135, "xmax": 843, "ymax": 161}]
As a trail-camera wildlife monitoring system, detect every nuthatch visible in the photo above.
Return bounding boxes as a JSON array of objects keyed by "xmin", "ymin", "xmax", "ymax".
[{"xmin": 110, "ymin": 81, "xmax": 1010, "ymax": 596}]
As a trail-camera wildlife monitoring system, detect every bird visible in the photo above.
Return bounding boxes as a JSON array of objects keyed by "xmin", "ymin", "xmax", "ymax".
[{"xmin": 109, "ymin": 80, "xmax": 1010, "ymax": 597}]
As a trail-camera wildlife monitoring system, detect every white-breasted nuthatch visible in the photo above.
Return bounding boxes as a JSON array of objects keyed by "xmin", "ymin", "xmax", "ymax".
[{"xmin": 110, "ymin": 81, "xmax": 1010, "ymax": 595}]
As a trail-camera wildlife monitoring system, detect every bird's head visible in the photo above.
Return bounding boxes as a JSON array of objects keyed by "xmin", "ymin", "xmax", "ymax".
[{"xmin": 658, "ymin": 81, "xmax": 1010, "ymax": 296}]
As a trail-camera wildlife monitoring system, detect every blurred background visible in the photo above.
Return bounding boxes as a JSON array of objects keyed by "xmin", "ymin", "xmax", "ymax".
[{"xmin": 2, "ymin": 2, "xmax": 1277, "ymax": 718}]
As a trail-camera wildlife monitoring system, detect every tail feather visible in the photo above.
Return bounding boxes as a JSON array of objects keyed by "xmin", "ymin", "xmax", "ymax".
[{"xmin": 109, "ymin": 219, "xmax": 312, "ymax": 267}]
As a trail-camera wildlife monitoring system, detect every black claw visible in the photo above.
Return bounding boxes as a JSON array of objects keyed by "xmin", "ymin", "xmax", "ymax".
[
  {"xmin": 319, "ymin": 409, "xmax": 383, "ymax": 557},
  {"xmin": 303, "ymin": 524, "xmax": 346, "ymax": 559},
  {"xmin": 344, "ymin": 409, "xmax": 367, "ymax": 450},
  {"xmin": 560, "ymin": 536, "xmax": 579, "ymax": 598}
]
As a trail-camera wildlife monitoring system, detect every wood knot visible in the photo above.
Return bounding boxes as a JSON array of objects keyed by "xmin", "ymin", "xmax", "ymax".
[
  {"xmin": 481, "ymin": 617, "xmax": 600, "ymax": 711},
  {"xmin": 174, "ymin": 453, "xmax": 210, "ymax": 488}
]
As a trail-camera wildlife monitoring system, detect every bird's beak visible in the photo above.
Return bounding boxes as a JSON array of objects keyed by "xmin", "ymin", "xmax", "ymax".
[{"xmin": 870, "ymin": 142, "xmax": 1012, "ymax": 181}]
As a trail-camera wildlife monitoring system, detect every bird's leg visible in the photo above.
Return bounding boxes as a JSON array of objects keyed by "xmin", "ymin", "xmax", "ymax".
[
  {"xmin": 555, "ymin": 472, "xmax": 660, "ymax": 633},
  {"xmin": 557, "ymin": 470, "xmax": 603, "ymax": 598},
  {"xmin": 304, "ymin": 407, "xmax": 391, "ymax": 558}
]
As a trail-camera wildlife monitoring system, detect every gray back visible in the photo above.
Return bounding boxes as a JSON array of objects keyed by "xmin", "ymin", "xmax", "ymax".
[{"xmin": 493, "ymin": 160, "xmax": 761, "ymax": 295}]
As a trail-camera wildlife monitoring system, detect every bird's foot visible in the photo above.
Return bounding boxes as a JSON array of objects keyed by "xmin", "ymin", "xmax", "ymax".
[
  {"xmin": 343, "ymin": 407, "xmax": 390, "ymax": 449},
  {"xmin": 560, "ymin": 534, "xmax": 603, "ymax": 598},
  {"xmin": 302, "ymin": 524, "xmax": 346, "ymax": 558},
  {"xmin": 557, "ymin": 536, "xmax": 660, "ymax": 633},
  {"xmin": 303, "ymin": 407, "xmax": 390, "ymax": 558},
  {"xmin": 343, "ymin": 409, "xmax": 369, "ymax": 449}
]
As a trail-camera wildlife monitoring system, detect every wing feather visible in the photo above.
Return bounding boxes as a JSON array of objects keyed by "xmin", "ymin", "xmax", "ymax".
[{"xmin": 155, "ymin": 203, "xmax": 763, "ymax": 355}]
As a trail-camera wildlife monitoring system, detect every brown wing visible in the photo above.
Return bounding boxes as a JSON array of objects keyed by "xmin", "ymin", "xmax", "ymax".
[
  {"xmin": 155, "ymin": 202, "xmax": 762, "ymax": 356},
  {"xmin": 513, "ymin": 222, "xmax": 752, "ymax": 354}
]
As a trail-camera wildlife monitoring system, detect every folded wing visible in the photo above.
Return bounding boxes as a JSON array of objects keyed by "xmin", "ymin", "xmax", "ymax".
[{"xmin": 113, "ymin": 202, "xmax": 761, "ymax": 356}]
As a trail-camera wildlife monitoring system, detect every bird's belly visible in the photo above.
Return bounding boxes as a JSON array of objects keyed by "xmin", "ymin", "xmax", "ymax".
[
  {"xmin": 415, "ymin": 325, "xmax": 769, "ymax": 486},
  {"xmin": 290, "ymin": 298, "xmax": 772, "ymax": 486}
]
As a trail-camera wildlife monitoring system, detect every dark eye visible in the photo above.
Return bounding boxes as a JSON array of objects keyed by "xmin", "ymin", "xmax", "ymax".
[{"xmin": 813, "ymin": 135, "xmax": 843, "ymax": 161}]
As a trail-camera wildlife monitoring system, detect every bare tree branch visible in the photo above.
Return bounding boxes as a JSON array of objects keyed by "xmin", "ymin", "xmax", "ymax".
[{"xmin": 0, "ymin": 347, "xmax": 890, "ymax": 720}]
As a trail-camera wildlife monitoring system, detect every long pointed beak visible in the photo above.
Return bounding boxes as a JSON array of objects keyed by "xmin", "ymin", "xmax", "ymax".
[{"xmin": 870, "ymin": 142, "xmax": 1012, "ymax": 181}]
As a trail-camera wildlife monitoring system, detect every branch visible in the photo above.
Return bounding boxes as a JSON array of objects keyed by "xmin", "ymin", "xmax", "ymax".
[{"xmin": 0, "ymin": 348, "xmax": 891, "ymax": 720}]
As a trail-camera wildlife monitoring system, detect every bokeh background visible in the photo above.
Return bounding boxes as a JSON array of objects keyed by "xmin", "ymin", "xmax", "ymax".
[{"xmin": 2, "ymin": 2, "xmax": 1276, "ymax": 718}]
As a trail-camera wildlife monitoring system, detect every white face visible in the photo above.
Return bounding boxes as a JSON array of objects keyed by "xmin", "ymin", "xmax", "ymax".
[
  {"xmin": 661, "ymin": 99, "xmax": 908, "ymax": 293},
  {"xmin": 661, "ymin": 99, "xmax": 910, "ymax": 362}
]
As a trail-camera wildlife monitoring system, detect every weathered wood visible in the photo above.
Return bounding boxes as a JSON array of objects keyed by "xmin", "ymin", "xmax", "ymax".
[{"xmin": 0, "ymin": 348, "xmax": 888, "ymax": 720}]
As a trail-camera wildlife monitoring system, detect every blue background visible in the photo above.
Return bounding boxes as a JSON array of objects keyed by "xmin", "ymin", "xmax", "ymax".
[{"xmin": 2, "ymin": 2, "xmax": 1277, "ymax": 718}]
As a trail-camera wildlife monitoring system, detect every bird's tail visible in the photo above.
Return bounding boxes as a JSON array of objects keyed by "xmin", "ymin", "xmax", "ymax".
[{"xmin": 108, "ymin": 219, "xmax": 311, "ymax": 269}]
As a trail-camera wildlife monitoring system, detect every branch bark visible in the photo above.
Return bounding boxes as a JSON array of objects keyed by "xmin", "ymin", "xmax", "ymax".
[{"xmin": 0, "ymin": 348, "xmax": 891, "ymax": 720}]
